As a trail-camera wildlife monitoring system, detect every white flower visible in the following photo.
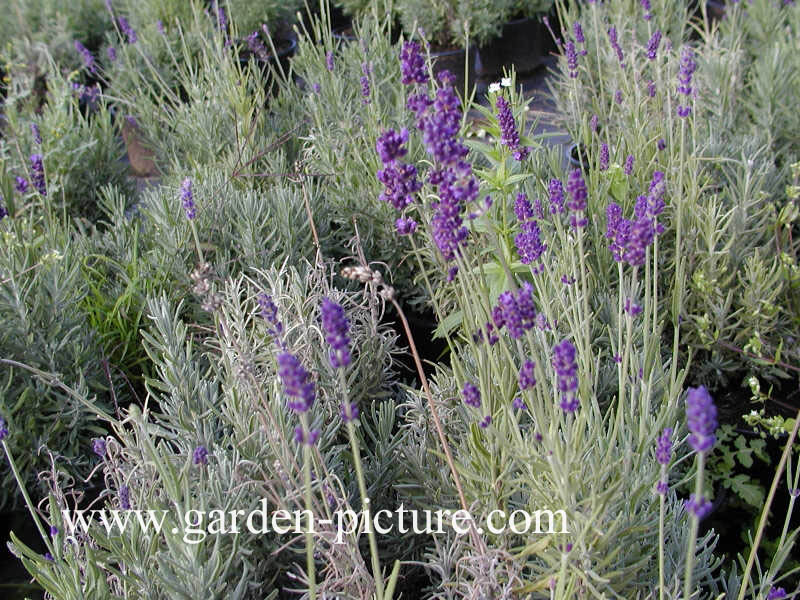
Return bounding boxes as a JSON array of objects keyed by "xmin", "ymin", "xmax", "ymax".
[
  {"xmin": 501, "ymin": 77, "xmax": 512, "ymax": 87},
  {"xmin": 488, "ymin": 82, "xmax": 501, "ymax": 94}
]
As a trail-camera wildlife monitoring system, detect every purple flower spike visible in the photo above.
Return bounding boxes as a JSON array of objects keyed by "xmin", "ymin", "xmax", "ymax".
[
  {"xmin": 685, "ymin": 494, "xmax": 712, "ymax": 519},
  {"xmin": 573, "ymin": 22, "xmax": 585, "ymax": 44},
  {"xmin": 30, "ymin": 123, "xmax": 41, "ymax": 145},
  {"xmin": 29, "ymin": 154, "xmax": 46, "ymax": 196},
  {"xmin": 277, "ymin": 352, "xmax": 315, "ymax": 413},
  {"xmin": 360, "ymin": 75, "xmax": 370, "ymax": 102},
  {"xmin": 321, "ymin": 298, "xmax": 351, "ymax": 368},
  {"xmin": 117, "ymin": 16, "xmax": 137, "ymax": 44},
  {"xmin": 294, "ymin": 426, "xmax": 320, "ymax": 446},
  {"xmin": 624, "ymin": 154, "xmax": 634, "ymax": 175},
  {"xmin": 566, "ymin": 169, "xmax": 588, "ymax": 228},
  {"xmin": 496, "ymin": 96, "xmax": 527, "ymax": 160},
  {"xmin": 92, "ymin": 438, "xmax": 106, "ymax": 457},
  {"xmin": 257, "ymin": 293, "xmax": 284, "ymax": 340},
  {"xmin": 657, "ymin": 138, "xmax": 666, "ymax": 151},
  {"xmin": 74, "ymin": 40, "xmax": 96, "ymax": 73},
  {"xmin": 599, "ymin": 143, "xmax": 609, "ymax": 171},
  {"xmin": 119, "ymin": 484, "xmax": 130, "ymax": 510},
  {"xmin": 0, "ymin": 417, "xmax": 8, "ymax": 441},
  {"xmin": 515, "ymin": 220, "xmax": 547, "ymax": 264},
  {"xmin": 641, "ymin": 0, "xmax": 652, "ymax": 19},
  {"xmin": 686, "ymin": 386, "xmax": 717, "ymax": 453},
  {"xmin": 767, "ymin": 588, "xmax": 787, "ymax": 600},
  {"xmin": 15, "ymin": 176, "xmax": 28, "ymax": 194},
  {"xmin": 376, "ymin": 129, "xmax": 409, "ymax": 164},
  {"xmin": 647, "ymin": 80, "xmax": 656, "ymax": 97},
  {"xmin": 180, "ymin": 178, "xmax": 196, "ymax": 220},
  {"xmin": 552, "ymin": 340, "xmax": 579, "ymax": 412},
  {"xmin": 647, "ymin": 30, "xmax": 662, "ymax": 60},
  {"xmin": 462, "ymin": 382, "xmax": 481, "ymax": 408},
  {"xmin": 519, "ymin": 360, "xmax": 536, "ymax": 390},
  {"xmin": 479, "ymin": 415, "xmax": 492, "ymax": 429},
  {"xmin": 565, "ymin": 40, "xmax": 578, "ymax": 78},
  {"xmin": 107, "ymin": 46, "xmax": 117, "ymax": 62},
  {"xmin": 340, "ymin": 402, "xmax": 360, "ymax": 423},
  {"xmin": 676, "ymin": 48, "xmax": 697, "ymax": 117},
  {"xmin": 512, "ymin": 396, "xmax": 527, "ymax": 410},
  {"xmin": 400, "ymin": 41, "xmax": 428, "ymax": 85},
  {"xmin": 590, "ymin": 114, "xmax": 598, "ymax": 132},
  {"xmin": 514, "ymin": 193, "xmax": 533, "ymax": 222},
  {"xmin": 193, "ymin": 445, "xmax": 208, "ymax": 465},
  {"xmin": 395, "ymin": 217, "xmax": 417, "ymax": 235},
  {"xmin": 325, "ymin": 50, "xmax": 334, "ymax": 71},
  {"xmin": 548, "ymin": 178, "xmax": 565, "ymax": 214},
  {"xmin": 607, "ymin": 26, "xmax": 624, "ymax": 67},
  {"xmin": 656, "ymin": 428, "xmax": 673, "ymax": 465},
  {"xmin": 377, "ymin": 162, "xmax": 422, "ymax": 210}
]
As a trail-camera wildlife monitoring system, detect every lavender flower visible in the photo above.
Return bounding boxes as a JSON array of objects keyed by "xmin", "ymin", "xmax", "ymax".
[
  {"xmin": 647, "ymin": 80, "xmax": 656, "ymax": 97},
  {"xmin": 573, "ymin": 22, "xmax": 584, "ymax": 44},
  {"xmin": 624, "ymin": 154, "xmax": 634, "ymax": 175},
  {"xmin": 599, "ymin": 143, "xmax": 609, "ymax": 171},
  {"xmin": 549, "ymin": 178, "xmax": 565, "ymax": 214},
  {"xmin": 514, "ymin": 193, "xmax": 533, "ymax": 221},
  {"xmin": 50, "ymin": 525, "xmax": 58, "ymax": 537},
  {"xmin": 15, "ymin": 176, "xmax": 28, "ymax": 194},
  {"xmin": 400, "ymin": 41, "xmax": 428, "ymax": 85},
  {"xmin": 157, "ymin": 20, "xmax": 165, "ymax": 35},
  {"xmin": 512, "ymin": 396, "xmax": 526, "ymax": 410},
  {"xmin": 117, "ymin": 16, "xmax": 137, "ymax": 44},
  {"xmin": 119, "ymin": 484, "xmax": 130, "ymax": 509},
  {"xmin": 590, "ymin": 114, "xmax": 598, "ymax": 132},
  {"xmin": 656, "ymin": 428, "xmax": 673, "ymax": 464},
  {"xmin": 247, "ymin": 30, "xmax": 269, "ymax": 61},
  {"xmin": 606, "ymin": 203, "xmax": 630, "ymax": 262},
  {"xmin": 395, "ymin": 217, "xmax": 417, "ymax": 235},
  {"xmin": 566, "ymin": 169, "xmax": 588, "ymax": 228},
  {"xmin": 294, "ymin": 426, "xmax": 320, "ymax": 445},
  {"xmin": 107, "ymin": 46, "xmax": 117, "ymax": 62},
  {"xmin": 277, "ymin": 352, "xmax": 315, "ymax": 413},
  {"xmin": 92, "ymin": 438, "xmax": 106, "ymax": 457},
  {"xmin": 607, "ymin": 26, "xmax": 625, "ymax": 67},
  {"xmin": 339, "ymin": 402, "xmax": 359, "ymax": 423},
  {"xmin": 623, "ymin": 216, "xmax": 655, "ymax": 266},
  {"xmin": 492, "ymin": 283, "xmax": 536, "ymax": 339},
  {"xmin": 767, "ymin": 588, "xmax": 787, "ymax": 600},
  {"xmin": 676, "ymin": 48, "xmax": 697, "ymax": 117},
  {"xmin": 257, "ymin": 293, "xmax": 284, "ymax": 341},
  {"xmin": 377, "ymin": 162, "xmax": 421, "ymax": 210},
  {"xmin": 193, "ymin": 445, "xmax": 208, "ymax": 465},
  {"xmin": 624, "ymin": 298, "xmax": 643, "ymax": 316},
  {"xmin": 213, "ymin": 2, "xmax": 227, "ymax": 31},
  {"xmin": 29, "ymin": 154, "xmax": 46, "ymax": 196},
  {"xmin": 657, "ymin": 138, "xmax": 666, "ymax": 151},
  {"xmin": 686, "ymin": 386, "xmax": 717, "ymax": 453},
  {"xmin": 0, "ymin": 417, "xmax": 7, "ymax": 441},
  {"xmin": 641, "ymin": 0, "xmax": 652, "ymax": 19},
  {"xmin": 360, "ymin": 75, "xmax": 370, "ymax": 102},
  {"xmin": 496, "ymin": 96, "xmax": 528, "ymax": 160},
  {"xmin": 0, "ymin": 203, "xmax": 7, "ymax": 221},
  {"xmin": 180, "ymin": 178, "xmax": 196, "ymax": 220},
  {"xmin": 565, "ymin": 40, "xmax": 579, "ymax": 78},
  {"xmin": 685, "ymin": 493, "xmax": 711, "ymax": 519},
  {"xmin": 74, "ymin": 40, "xmax": 96, "ymax": 73},
  {"xmin": 519, "ymin": 360, "xmax": 536, "ymax": 390},
  {"xmin": 614, "ymin": 89, "xmax": 623, "ymax": 105},
  {"xmin": 646, "ymin": 30, "xmax": 662, "ymax": 60},
  {"xmin": 320, "ymin": 297, "xmax": 351, "ymax": 368},
  {"xmin": 552, "ymin": 340, "xmax": 579, "ymax": 412},
  {"xmin": 479, "ymin": 415, "xmax": 492, "ymax": 428},
  {"xmin": 325, "ymin": 50, "xmax": 334, "ymax": 71},
  {"xmin": 462, "ymin": 382, "xmax": 481, "ymax": 407},
  {"xmin": 515, "ymin": 220, "xmax": 547, "ymax": 264},
  {"xmin": 30, "ymin": 123, "xmax": 41, "ymax": 145},
  {"xmin": 44, "ymin": 552, "xmax": 54, "ymax": 562}
]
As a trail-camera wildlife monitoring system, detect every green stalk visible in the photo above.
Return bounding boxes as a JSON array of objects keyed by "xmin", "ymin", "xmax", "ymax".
[
  {"xmin": 683, "ymin": 452, "xmax": 705, "ymax": 600},
  {"xmin": 300, "ymin": 414, "xmax": 316, "ymax": 600},
  {"xmin": 658, "ymin": 468, "xmax": 666, "ymax": 600},
  {"xmin": 2, "ymin": 441, "xmax": 54, "ymax": 555},
  {"xmin": 340, "ymin": 371, "xmax": 385, "ymax": 600},
  {"xmin": 670, "ymin": 118, "xmax": 686, "ymax": 394}
]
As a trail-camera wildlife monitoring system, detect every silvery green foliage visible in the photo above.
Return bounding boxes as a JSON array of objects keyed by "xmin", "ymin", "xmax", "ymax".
[
  {"xmin": 0, "ymin": 219, "xmax": 106, "ymax": 510},
  {"xmin": 0, "ymin": 0, "xmax": 112, "ymax": 72},
  {"xmin": 0, "ymin": 57, "xmax": 130, "ymax": 222},
  {"xmin": 549, "ymin": 0, "xmax": 800, "ymax": 382},
  {"xmin": 281, "ymin": 14, "xmax": 429, "ymax": 300},
  {"xmin": 10, "ymin": 265, "xmax": 407, "ymax": 598}
]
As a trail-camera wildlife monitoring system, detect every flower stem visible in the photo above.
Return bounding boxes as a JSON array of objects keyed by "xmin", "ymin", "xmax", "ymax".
[
  {"xmin": 683, "ymin": 452, "xmax": 705, "ymax": 600},
  {"xmin": 300, "ymin": 414, "xmax": 316, "ymax": 600}
]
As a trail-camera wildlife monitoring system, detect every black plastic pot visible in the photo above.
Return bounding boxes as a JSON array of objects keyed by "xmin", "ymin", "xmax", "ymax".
[
  {"xmin": 430, "ymin": 45, "xmax": 478, "ymax": 97},
  {"xmin": 238, "ymin": 35, "xmax": 297, "ymax": 95},
  {"xmin": 475, "ymin": 16, "xmax": 553, "ymax": 81},
  {"xmin": 567, "ymin": 142, "xmax": 590, "ymax": 170}
]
